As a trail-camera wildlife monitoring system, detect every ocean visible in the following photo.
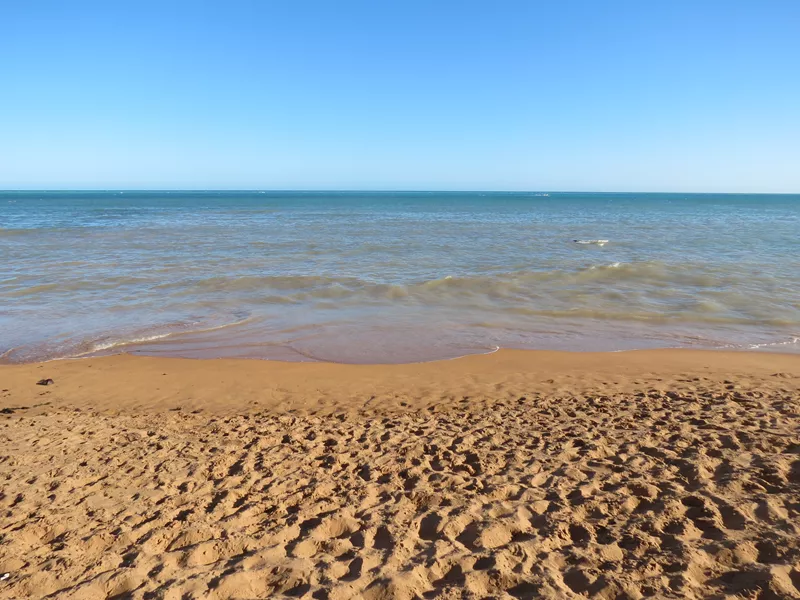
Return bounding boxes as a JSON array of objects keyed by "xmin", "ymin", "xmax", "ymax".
[{"xmin": 1, "ymin": 191, "xmax": 798, "ymax": 363}]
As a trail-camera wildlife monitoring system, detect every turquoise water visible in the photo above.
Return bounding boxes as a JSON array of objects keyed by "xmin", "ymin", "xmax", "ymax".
[{"xmin": 1, "ymin": 191, "xmax": 798, "ymax": 363}]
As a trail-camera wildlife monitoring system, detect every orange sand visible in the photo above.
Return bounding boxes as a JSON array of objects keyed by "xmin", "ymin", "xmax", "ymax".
[{"xmin": 0, "ymin": 350, "xmax": 798, "ymax": 598}]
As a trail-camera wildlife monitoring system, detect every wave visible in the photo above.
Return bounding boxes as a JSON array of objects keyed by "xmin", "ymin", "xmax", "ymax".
[
  {"xmin": 589, "ymin": 262, "xmax": 621, "ymax": 270},
  {"xmin": 498, "ymin": 307, "xmax": 796, "ymax": 326},
  {"xmin": 76, "ymin": 316, "xmax": 255, "ymax": 356},
  {"xmin": 3, "ymin": 261, "xmax": 775, "ymax": 302},
  {"xmin": 747, "ymin": 336, "xmax": 800, "ymax": 350},
  {"xmin": 70, "ymin": 262, "xmax": 791, "ymax": 314},
  {"xmin": 130, "ymin": 265, "xmax": 797, "ymax": 327},
  {"xmin": 154, "ymin": 275, "xmax": 365, "ymax": 295},
  {"xmin": 574, "ymin": 239, "xmax": 609, "ymax": 246},
  {"xmin": 393, "ymin": 262, "xmax": 761, "ymax": 295},
  {"xmin": 77, "ymin": 332, "xmax": 174, "ymax": 355},
  {"xmin": 1, "ymin": 315, "xmax": 255, "ymax": 364},
  {"xmin": 4, "ymin": 276, "xmax": 154, "ymax": 297}
]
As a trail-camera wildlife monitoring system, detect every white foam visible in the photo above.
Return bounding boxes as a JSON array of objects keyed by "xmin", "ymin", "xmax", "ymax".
[
  {"xmin": 73, "ymin": 317, "xmax": 256, "ymax": 357},
  {"xmin": 589, "ymin": 262, "xmax": 621, "ymax": 271},
  {"xmin": 574, "ymin": 239, "xmax": 609, "ymax": 246},
  {"xmin": 748, "ymin": 336, "xmax": 800, "ymax": 350},
  {"xmin": 82, "ymin": 333, "xmax": 173, "ymax": 354},
  {"xmin": 424, "ymin": 345, "xmax": 500, "ymax": 364}
]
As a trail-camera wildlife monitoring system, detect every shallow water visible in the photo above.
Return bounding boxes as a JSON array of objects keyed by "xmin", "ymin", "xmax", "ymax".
[{"xmin": 2, "ymin": 191, "xmax": 798, "ymax": 363}]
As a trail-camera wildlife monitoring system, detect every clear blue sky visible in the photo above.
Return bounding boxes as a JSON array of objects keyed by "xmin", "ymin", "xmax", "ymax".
[{"xmin": 2, "ymin": 1, "xmax": 799, "ymax": 191}]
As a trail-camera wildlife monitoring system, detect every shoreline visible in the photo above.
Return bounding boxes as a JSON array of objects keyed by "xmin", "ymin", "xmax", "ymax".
[
  {"xmin": 1, "ymin": 347, "xmax": 798, "ymax": 416},
  {"xmin": 5, "ymin": 327, "xmax": 799, "ymax": 367},
  {"xmin": 11, "ymin": 340, "xmax": 800, "ymax": 367}
]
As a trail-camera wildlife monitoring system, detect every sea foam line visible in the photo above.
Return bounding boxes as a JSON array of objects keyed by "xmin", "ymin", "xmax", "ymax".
[
  {"xmin": 747, "ymin": 336, "xmax": 800, "ymax": 350},
  {"xmin": 67, "ymin": 317, "xmax": 256, "ymax": 360}
]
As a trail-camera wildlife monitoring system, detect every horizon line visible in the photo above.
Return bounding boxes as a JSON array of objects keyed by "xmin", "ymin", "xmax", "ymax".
[{"xmin": 2, "ymin": 189, "xmax": 799, "ymax": 195}]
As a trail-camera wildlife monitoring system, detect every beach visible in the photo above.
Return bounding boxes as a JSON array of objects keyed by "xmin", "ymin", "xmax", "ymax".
[
  {"xmin": 5, "ymin": 0, "xmax": 800, "ymax": 597},
  {"xmin": 1, "ymin": 349, "xmax": 798, "ymax": 599}
]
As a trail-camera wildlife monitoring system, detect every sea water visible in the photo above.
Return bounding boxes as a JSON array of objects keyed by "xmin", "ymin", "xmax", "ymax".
[{"xmin": 1, "ymin": 191, "xmax": 798, "ymax": 363}]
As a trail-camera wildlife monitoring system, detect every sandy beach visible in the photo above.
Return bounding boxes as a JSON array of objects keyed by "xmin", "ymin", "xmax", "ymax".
[{"xmin": 1, "ymin": 349, "xmax": 799, "ymax": 599}]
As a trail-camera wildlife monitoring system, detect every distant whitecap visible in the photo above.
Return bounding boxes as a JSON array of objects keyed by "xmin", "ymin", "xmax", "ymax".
[{"xmin": 574, "ymin": 239, "xmax": 609, "ymax": 246}]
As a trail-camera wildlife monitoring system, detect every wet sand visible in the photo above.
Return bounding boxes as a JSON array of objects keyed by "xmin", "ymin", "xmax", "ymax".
[{"xmin": 0, "ymin": 350, "xmax": 799, "ymax": 599}]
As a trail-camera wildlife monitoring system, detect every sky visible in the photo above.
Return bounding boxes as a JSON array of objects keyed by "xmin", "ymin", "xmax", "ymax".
[{"xmin": 2, "ymin": 1, "xmax": 799, "ymax": 192}]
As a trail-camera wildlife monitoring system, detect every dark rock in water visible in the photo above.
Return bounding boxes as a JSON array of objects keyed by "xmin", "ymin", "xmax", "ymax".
[{"xmin": 36, "ymin": 379, "xmax": 54, "ymax": 386}]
